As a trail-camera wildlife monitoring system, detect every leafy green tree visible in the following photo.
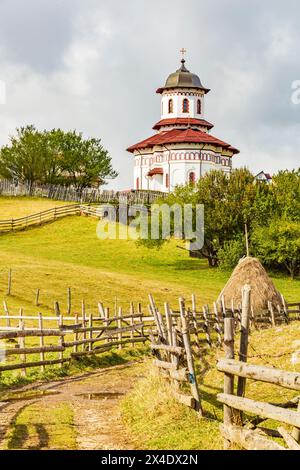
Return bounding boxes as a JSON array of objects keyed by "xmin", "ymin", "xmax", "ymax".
[
  {"xmin": 141, "ymin": 168, "xmax": 257, "ymax": 266},
  {"xmin": 252, "ymin": 219, "xmax": 300, "ymax": 278},
  {"xmin": 0, "ymin": 125, "xmax": 118, "ymax": 190},
  {"xmin": 139, "ymin": 168, "xmax": 300, "ymax": 274},
  {"xmin": 58, "ymin": 131, "xmax": 118, "ymax": 190},
  {"xmin": 271, "ymin": 169, "xmax": 300, "ymax": 221},
  {"xmin": 0, "ymin": 125, "xmax": 47, "ymax": 191}
]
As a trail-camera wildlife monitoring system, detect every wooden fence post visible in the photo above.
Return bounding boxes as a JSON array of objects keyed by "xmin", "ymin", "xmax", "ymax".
[
  {"xmin": 164, "ymin": 303, "xmax": 173, "ymax": 347},
  {"xmin": 292, "ymin": 401, "xmax": 300, "ymax": 444},
  {"xmin": 281, "ymin": 294, "xmax": 289, "ymax": 323},
  {"xmin": 191, "ymin": 294, "xmax": 201, "ymax": 350},
  {"xmin": 221, "ymin": 295, "xmax": 226, "ymax": 318},
  {"xmin": 74, "ymin": 313, "xmax": 79, "ymax": 354},
  {"xmin": 35, "ymin": 289, "xmax": 40, "ymax": 307},
  {"xmin": 130, "ymin": 303, "xmax": 135, "ymax": 347},
  {"xmin": 268, "ymin": 301, "xmax": 276, "ymax": 327},
  {"xmin": 149, "ymin": 294, "xmax": 166, "ymax": 341},
  {"xmin": 235, "ymin": 285, "xmax": 251, "ymax": 425},
  {"xmin": 237, "ymin": 285, "xmax": 251, "ymax": 397},
  {"xmin": 38, "ymin": 313, "xmax": 45, "ymax": 373},
  {"xmin": 104, "ymin": 307, "xmax": 110, "ymax": 344},
  {"xmin": 213, "ymin": 302, "xmax": 222, "ymax": 347},
  {"xmin": 202, "ymin": 306, "xmax": 211, "ymax": 348},
  {"xmin": 88, "ymin": 314, "xmax": 93, "ymax": 353},
  {"xmin": 58, "ymin": 314, "xmax": 64, "ymax": 368},
  {"xmin": 3, "ymin": 301, "xmax": 10, "ymax": 328},
  {"xmin": 223, "ymin": 316, "xmax": 235, "ymax": 448},
  {"xmin": 19, "ymin": 319, "xmax": 26, "ymax": 377},
  {"xmin": 82, "ymin": 301, "xmax": 86, "ymax": 352},
  {"xmin": 67, "ymin": 288, "xmax": 71, "ymax": 315},
  {"xmin": 54, "ymin": 301, "xmax": 61, "ymax": 317},
  {"xmin": 137, "ymin": 303, "xmax": 144, "ymax": 338},
  {"xmin": 7, "ymin": 269, "xmax": 12, "ymax": 296},
  {"xmin": 179, "ymin": 298, "xmax": 203, "ymax": 415},
  {"xmin": 118, "ymin": 307, "xmax": 123, "ymax": 350}
]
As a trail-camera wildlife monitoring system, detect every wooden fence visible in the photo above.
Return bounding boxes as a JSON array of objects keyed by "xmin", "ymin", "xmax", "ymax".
[
  {"xmin": 0, "ymin": 292, "xmax": 299, "ymax": 376},
  {"xmin": 149, "ymin": 295, "xmax": 202, "ymax": 414},
  {"xmin": 0, "ymin": 304, "xmax": 155, "ymax": 376},
  {"xmin": 0, "ymin": 204, "xmax": 113, "ymax": 234},
  {"xmin": 0, "ymin": 204, "xmax": 81, "ymax": 233},
  {"xmin": 217, "ymin": 286, "xmax": 300, "ymax": 450},
  {"xmin": 0, "ymin": 179, "xmax": 165, "ymax": 205}
]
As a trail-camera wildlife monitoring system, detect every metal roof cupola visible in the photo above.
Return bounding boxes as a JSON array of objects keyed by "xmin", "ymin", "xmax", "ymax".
[{"xmin": 156, "ymin": 58, "xmax": 210, "ymax": 94}]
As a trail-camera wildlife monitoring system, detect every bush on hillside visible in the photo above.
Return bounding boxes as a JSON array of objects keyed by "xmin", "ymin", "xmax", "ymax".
[{"xmin": 217, "ymin": 236, "xmax": 246, "ymax": 270}]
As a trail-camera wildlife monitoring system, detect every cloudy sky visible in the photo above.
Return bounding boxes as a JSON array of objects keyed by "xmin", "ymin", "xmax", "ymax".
[{"xmin": 0, "ymin": 0, "xmax": 299, "ymax": 189}]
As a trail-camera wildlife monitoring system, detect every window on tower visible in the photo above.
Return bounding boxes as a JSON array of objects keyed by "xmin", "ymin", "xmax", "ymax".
[
  {"xmin": 182, "ymin": 98, "xmax": 189, "ymax": 113},
  {"xmin": 188, "ymin": 171, "xmax": 196, "ymax": 185},
  {"xmin": 136, "ymin": 177, "xmax": 140, "ymax": 190},
  {"xmin": 197, "ymin": 99, "xmax": 201, "ymax": 114},
  {"xmin": 165, "ymin": 173, "xmax": 169, "ymax": 189},
  {"xmin": 168, "ymin": 99, "xmax": 173, "ymax": 113}
]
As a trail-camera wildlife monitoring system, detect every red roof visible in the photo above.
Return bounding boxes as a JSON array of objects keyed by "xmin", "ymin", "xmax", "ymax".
[
  {"xmin": 152, "ymin": 118, "xmax": 214, "ymax": 130},
  {"xmin": 127, "ymin": 128, "xmax": 239, "ymax": 154},
  {"xmin": 147, "ymin": 167, "xmax": 163, "ymax": 176}
]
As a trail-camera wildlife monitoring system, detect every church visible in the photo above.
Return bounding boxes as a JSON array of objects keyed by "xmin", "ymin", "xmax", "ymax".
[{"xmin": 127, "ymin": 52, "xmax": 239, "ymax": 192}]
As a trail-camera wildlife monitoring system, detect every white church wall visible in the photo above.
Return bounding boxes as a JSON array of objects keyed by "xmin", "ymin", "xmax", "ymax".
[{"xmin": 161, "ymin": 92, "xmax": 204, "ymax": 120}]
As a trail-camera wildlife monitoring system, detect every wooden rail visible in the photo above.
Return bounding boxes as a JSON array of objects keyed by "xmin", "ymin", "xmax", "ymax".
[
  {"xmin": 217, "ymin": 289, "xmax": 300, "ymax": 451},
  {"xmin": 0, "ymin": 179, "xmax": 166, "ymax": 204},
  {"xmin": 149, "ymin": 294, "xmax": 203, "ymax": 414},
  {"xmin": 0, "ymin": 309, "xmax": 151, "ymax": 375},
  {"xmin": 0, "ymin": 204, "xmax": 80, "ymax": 233},
  {"xmin": 0, "ymin": 203, "xmax": 117, "ymax": 234}
]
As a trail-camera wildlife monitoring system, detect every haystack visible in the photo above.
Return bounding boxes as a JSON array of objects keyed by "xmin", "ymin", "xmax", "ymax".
[{"xmin": 217, "ymin": 257, "xmax": 283, "ymax": 314}]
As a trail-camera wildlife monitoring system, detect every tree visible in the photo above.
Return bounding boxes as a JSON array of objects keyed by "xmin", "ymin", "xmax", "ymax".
[
  {"xmin": 58, "ymin": 131, "xmax": 118, "ymax": 190},
  {"xmin": 138, "ymin": 168, "xmax": 300, "ymax": 274},
  {"xmin": 271, "ymin": 169, "xmax": 300, "ymax": 221},
  {"xmin": 252, "ymin": 219, "xmax": 300, "ymax": 279},
  {"xmin": 0, "ymin": 125, "xmax": 118, "ymax": 190},
  {"xmin": 0, "ymin": 125, "xmax": 47, "ymax": 191},
  {"xmin": 141, "ymin": 168, "xmax": 257, "ymax": 266}
]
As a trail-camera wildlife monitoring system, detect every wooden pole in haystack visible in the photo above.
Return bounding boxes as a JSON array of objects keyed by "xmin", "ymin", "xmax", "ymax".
[{"xmin": 244, "ymin": 224, "xmax": 249, "ymax": 257}]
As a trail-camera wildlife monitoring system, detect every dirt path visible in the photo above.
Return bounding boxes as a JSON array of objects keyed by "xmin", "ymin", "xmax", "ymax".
[{"xmin": 0, "ymin": 362, "xmax": 143, "ymax": 450}]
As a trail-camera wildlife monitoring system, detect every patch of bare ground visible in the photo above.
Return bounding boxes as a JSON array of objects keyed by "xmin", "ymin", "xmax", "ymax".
[{"xmin": 0, "ymin": 362, "xmax": 143, "ymax": 450}]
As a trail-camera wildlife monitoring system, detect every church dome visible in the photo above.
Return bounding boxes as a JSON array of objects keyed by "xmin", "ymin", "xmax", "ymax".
[{"xmin": 156, "ymin": 59, "xmax": 210, "ymax": 94}]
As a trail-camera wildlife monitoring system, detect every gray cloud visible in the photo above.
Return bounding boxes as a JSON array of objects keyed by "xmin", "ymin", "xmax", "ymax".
[{"xmin": 0, "ymin": 0, "xmax": 299, "ymax": 189}]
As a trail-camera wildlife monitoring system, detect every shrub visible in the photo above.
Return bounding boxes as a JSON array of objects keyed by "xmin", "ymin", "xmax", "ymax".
[{"xmin": 217, "ymin": 236, "xmax": 246, "ymax": 270}]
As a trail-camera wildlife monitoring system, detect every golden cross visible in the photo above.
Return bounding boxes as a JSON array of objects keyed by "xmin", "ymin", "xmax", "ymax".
[{"xmin": 180, "ymin": 48, "xmax": 187, "ymax": 59}]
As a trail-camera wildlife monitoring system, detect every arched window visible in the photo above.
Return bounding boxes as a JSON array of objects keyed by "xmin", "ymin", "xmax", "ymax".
[
  {"xmin": 197, "ymin": 99, "xmax": 201, "ymax": 114},
  {"xmin": 136, "ymin": 177, "xmax": 139, "ymax": 190},
  {"xmin": 182, "ymin": 98, "xmax": 189, "ymax": 113},
  {"xmin": 165, "ymin": 173, "xmax": 169, "ymax": 189},
  {"xmin": 189, "ymin": 172, "xmax": 196, "ymax": 185},
  {"xmin": 168, "ymin": 99, "xmax": 173, "ymax": 113}
]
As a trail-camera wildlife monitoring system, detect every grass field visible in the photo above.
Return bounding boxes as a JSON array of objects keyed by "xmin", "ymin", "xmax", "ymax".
[
  {"xmin": 0, "ymin": 197, "xmax": 73, "ymax": 220},
  {"xmin": 0, "ymin": 197, "xmax": 299, "ymax": 449},
  {"xmin": 0, "ymin": 197, "xmax": 298, "ymax": 319}
]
